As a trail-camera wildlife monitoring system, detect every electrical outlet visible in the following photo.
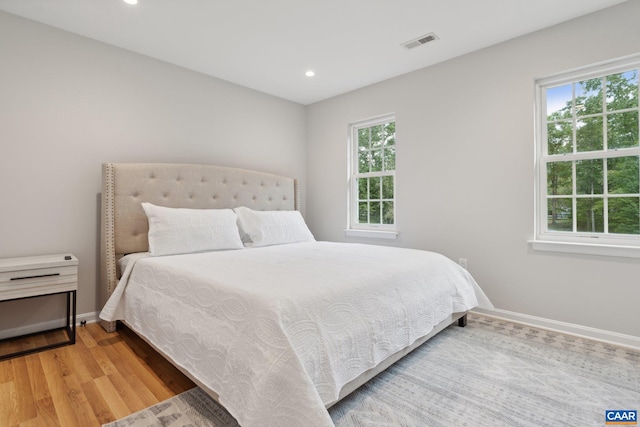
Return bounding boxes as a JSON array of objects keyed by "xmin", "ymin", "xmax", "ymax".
[{"xmin": 458, "ymin": 258, "xmax": 467, "ymax": 270}]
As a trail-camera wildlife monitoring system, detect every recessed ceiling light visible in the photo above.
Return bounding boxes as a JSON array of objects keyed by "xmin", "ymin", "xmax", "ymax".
[
  {"xmin": 123, "ymin": 0, "xmax": 138, "ymax": 5},
  {"xmin": 305, "ymin": 70, "xmax": 315, "ymax": 77}
]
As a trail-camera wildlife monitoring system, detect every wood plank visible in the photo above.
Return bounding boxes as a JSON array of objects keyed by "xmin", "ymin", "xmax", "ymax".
[
  {"xmin": 44, "ymin": 330, "xmax": 70, "ymax": 347},
  {"xmin": 11, "ymin": 356, "xmax": 37, "ymax": 422},
  {"xmin": 39, "ymin": 351, "xmax": 81, "ymax": 427},
  {"xmin": 88, "ymin": 341, "xmax": 119, "ymax": 377},
  {"xmin": 93, "ymin": 376, "xmax": 131, "ymax": 421},
  {"xmin": 58, "ymin": 371, "xmax": 101, "ymax": 427},
  {"xmin": 27, "ymin": 333, "xmax": 49, "ymax": 350},
  {"xmin": 25, "ymin": 354, "xmax": 50, "ymax": 401},
  {"xmin": 0, "ymin": 323, "xmax": 195, "ymax": 427},
  {"xmin": 61, "ymin": 345, "xmax": 94, "ymax": 386},
  {"xmin": 0, "ymin": 380, "xmax": 19, "ymax": 427},
  {"xmin": 122, "ymin": 373, "xmax": 165, "ymax": 409},
  {"xmin": 101, "ymin": 334, "xmax": 179, "ymax": 402},
  {"xmin": 113, "ymin": 346, "xmax": 175, "ymax": 402},
  {"xmin": 0, "ymin": 358, "xmax": 13, "ymax": 383},
  {"xmin": 33, "ymin": 396, "xmax": 60, "ymax": 427},
  {"xmin": 76, "ymin": 325, "xmax": 98, "ymax": 349},
  {"xmin": 105, "ymin": 371, "xmax": 147, "ymax": 413},
  {"xmin": 79, "ymin": 379, "xmax": 114, "ymax": 425}
]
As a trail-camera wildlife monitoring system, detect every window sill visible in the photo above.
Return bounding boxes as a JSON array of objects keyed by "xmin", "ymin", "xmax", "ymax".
[
  {"xmin": 528, "ymin": 240, "xmax": 640, "ymax": 258},
  {"xmin": 344, "ymin": 229, "xmax": 398, "ymax": 240}
]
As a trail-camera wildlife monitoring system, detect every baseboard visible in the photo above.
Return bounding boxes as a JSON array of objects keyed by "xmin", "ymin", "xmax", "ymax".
[
  {"xmin": 472, "ymin": 307, "xmax": 640, "ymax": 351},
  {"xmin": 0, "ymin": 311, "xmax": 99, "ymax": 340}
]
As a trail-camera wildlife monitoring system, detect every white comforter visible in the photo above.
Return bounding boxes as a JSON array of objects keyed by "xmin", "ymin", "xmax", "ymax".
[{"xmin": 100, "ymin": 242, "xmax": 490, "ymax": 427}]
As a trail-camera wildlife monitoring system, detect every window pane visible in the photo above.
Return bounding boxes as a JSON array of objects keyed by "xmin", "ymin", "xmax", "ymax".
[
  {"xmin": 358, "ymin": 150, "xmax": 370, "ymax": 174},
  {"xmin": 546, "ymin": 84, "xmax": 572, "ymax": 120},
  {"xmin": 608, "ymin": 156, "xmax": 639, "ymax": 194},
  {"xmin": 607, "ymin": 111, "xmax": 639, "ymax": 149},
  {"xmin": 384, "ymin": 147, "xmax": 396, "ymax": 171},
  {"xmin": 609, "ymin": 197, "xmax": 640, "ymax": 234},
  {"xmin": 370, "ymin": 177, "xmax": 380, "ymax": 199},
  {"xmin": 358, "ymin": 128, "xmax": 370, "ymax": 149},
  {"xmin": 606, "ymin": 70, "xmax": 639, "ymax": 111},
  {"xmin": 358, "ymin": 178, "xmax": 368, "ymax": 200},
  {"xmin": 576, "ymin": 117, "xmax": 603, "ymax": 152},
  {"xmin": 539, "ymin": 64, "xmax": 640, "ymax": 244},
  {"xmin": 371, "ymin": 125, "xmax": 383, "ymax": 148},
  {"xmin": 576, "ymin": 159, "xmax": 604, "ymax": 194},
  {"xmin": 577, "ymin": 198, "xmax": 604, "ymax": 232},
  {"xmin": 382, "ymin": 175, "xmax": 394, "ymax": 199},
  {"xmin": 547, "ymin": 198, "xmax": 572, "ymax": 231},
  {"xmin": 575, "ymin": 78, "xmax": 603, "ymax": 116},
  {"xmin": 383, "ymin": 201, "xmax": 394, "ymax": 225},
  {"xmin": 370, "ymin": 202, "xmax": 381, "ymax": 224},
  {"xmin": 358, "ymin": 202, "xmax": 369, "ymax": 223},
  {"xmin": 547, "ymin": 121, "xmax": 573, "ymax": 155},
  {"xmin": 384, "ymin": 122, "xmax": 395, "ymax": 146},
  {"xmin": 371, "ymin": 149, "xmax": 383, "ymax": 172},
  {"xmin": 547, "ymin": 161, "xmax": 572, "ymax": 195}
]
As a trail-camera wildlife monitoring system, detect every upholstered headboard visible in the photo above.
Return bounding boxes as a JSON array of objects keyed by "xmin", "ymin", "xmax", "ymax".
[{"xmin": 100, "ymin": 163, "xmax": 299, "ymax": 331}]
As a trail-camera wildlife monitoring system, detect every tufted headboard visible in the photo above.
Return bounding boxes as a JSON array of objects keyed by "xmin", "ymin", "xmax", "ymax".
[{"xmin": 100, "ymin": 163, "xmax": 299, "ymax": 331}]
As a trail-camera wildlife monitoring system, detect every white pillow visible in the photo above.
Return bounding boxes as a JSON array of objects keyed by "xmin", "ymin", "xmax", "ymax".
[
  {"xmin": 141, "ymin": 203, "xmax": 244, "ymax": 256},
  {"xmin": 234, "ymin": 206, "xmax": 315, "ymax": 247}
]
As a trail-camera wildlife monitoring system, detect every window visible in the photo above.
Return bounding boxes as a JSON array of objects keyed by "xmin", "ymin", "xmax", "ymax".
[
  {"xmin": 347, "ymin": 114, "xmax": 397, "ymax": 239},
  {"xmin": 533, "ymin": 55, "xmax": 640, "ymax": 257}
]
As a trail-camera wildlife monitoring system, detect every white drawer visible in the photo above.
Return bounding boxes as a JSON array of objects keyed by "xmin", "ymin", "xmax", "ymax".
[{"xmin": 0, "ymin": 254, "xmax": 78, "ymax": 301}]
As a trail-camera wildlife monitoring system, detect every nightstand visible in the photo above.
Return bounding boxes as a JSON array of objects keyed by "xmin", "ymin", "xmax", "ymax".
[{"xmin": 0, "ymin": 254, "xmax": 78, "ymax": 360}]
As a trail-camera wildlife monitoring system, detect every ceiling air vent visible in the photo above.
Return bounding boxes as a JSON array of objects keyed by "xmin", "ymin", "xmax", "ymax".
[{"xmin": 402, "ymin": 33, "xmax": 439, "ymax": 50}]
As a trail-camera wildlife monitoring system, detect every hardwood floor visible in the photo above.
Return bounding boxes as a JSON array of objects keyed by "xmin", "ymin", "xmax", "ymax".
[{"xmin": 0, "ymin": 322, "xmax": 196, "ymax": 427}]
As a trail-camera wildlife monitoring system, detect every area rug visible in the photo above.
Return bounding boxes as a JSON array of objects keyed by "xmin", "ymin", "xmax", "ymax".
[{"xmin": 104, "ymin": 314, "xmax": 640, "ymax": 427}]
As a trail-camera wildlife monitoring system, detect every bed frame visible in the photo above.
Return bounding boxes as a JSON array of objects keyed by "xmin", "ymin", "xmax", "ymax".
[{"xmin": 99, "ymin": 162, "xmax": 466, "ymax": 408}]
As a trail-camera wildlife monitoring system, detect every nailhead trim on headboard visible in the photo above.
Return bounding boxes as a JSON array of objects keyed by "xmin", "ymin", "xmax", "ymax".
[{"xmin": 100, "ymin": 163, "xmax": 118, "ymax": 332}]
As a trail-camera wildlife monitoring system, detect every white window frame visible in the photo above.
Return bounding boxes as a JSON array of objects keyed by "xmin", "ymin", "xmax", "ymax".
[
  {"xmin": 346, "ymin": 113, "xmax": 398, "ymax": 240},
  {"xmin": 531, "ymin": 54, "xmax": 640, "ymax": 258}
]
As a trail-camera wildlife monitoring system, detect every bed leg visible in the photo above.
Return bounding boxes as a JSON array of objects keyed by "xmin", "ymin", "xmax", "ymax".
[{"xmin": 457, "ymin": 314, "xmax": 467, "ymax": 327}]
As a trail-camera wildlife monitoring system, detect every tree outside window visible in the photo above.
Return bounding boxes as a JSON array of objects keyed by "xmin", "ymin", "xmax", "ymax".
[{"xmin": 541, "ymin": 63, "xmax": 639, "ymax": 244}]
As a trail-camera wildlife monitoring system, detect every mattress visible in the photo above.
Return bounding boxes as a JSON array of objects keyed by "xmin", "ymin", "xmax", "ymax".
[{"xmin": 100, "ymin": 241, "xmax": 489, "ymax": 427}]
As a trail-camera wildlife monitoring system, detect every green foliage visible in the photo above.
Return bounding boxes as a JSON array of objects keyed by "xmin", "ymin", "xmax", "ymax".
[
  {"xmin": 608, "ymin": 156, "xmax": 639, "ymax": 194},
  {"xmin": 547, "ymin": 161, "xmax": 572, "ymax": 195},
  {"xmin": 607, "ymin": 71, "xmax": 639, "ymax": 111},
  {"xmin": 547, "ymin": 121, "xmax": 572, "ymax": 155},
  {"xmin": 576, "ymin": 117, "xmax": 603, "ymax": 152},
  {"xmin": 609, "ymin": 197, "xmax": 640, "ymax": 234},
  {"xmin": 577, "ymin": 198, "xmax": 604, "ymax": 232},
  {"xmin": 608, "ymin": 111, "xmax": 639, "ymax": 149},
  {"xmin": 576, "ymin": 159, "xmax": 603, "ymax": 194}
]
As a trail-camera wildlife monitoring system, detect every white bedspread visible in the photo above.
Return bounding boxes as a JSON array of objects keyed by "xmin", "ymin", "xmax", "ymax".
[{"xmin": 100, "ymin": 242, "xmax": 490, "ymax": 427}]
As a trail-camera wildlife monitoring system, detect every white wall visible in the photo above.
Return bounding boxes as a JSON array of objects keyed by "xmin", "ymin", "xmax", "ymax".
[
  {"xmin": 0, "ymin": 11, "xmax": 306, "ymax": 331},
  {"xmin": 306, "ymin": 1, "xmax": 640, "ymax": 337}
]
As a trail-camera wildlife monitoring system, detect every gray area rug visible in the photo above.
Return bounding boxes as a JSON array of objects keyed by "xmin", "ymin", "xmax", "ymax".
[{"xmin": 103, "ymin": 314, "xmax": 640, "ymax": 427}]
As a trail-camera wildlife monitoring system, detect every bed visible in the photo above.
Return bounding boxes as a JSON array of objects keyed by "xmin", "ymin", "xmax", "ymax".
[{"xmin": 98, "ymin": 162, "xmax": 491, "ymax": 427}]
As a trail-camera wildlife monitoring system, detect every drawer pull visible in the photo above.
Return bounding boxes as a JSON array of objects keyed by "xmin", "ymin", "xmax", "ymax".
[{"xmin": 10, "ymin": 273, "xmax": 60, "ymax": 281}]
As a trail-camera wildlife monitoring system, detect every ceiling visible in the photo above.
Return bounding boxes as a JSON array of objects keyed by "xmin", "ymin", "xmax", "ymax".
[{"xmin": 0, "ymin": 0, "xmax": 629, "ymax": 105}]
